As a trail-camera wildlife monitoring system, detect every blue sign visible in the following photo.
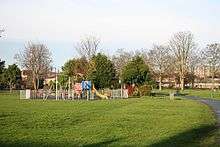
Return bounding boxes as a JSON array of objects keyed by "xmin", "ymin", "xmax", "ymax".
[{"xmin": 82, "ymin": 81, "xmax": 92, "ymax": 90}]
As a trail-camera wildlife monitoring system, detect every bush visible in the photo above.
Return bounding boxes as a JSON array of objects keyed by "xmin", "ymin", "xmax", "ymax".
[
  {"xmin": 132, "ymin": 87, "xmax": 140, "ymax": 97},
  {"xmin": 139, "ymin": 85, "xmax": 152, "ymax": 96}
]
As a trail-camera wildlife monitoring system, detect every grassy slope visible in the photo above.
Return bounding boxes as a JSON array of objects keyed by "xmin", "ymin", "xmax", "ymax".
[{"xmin": 0, "ymin": 92, "xmax": 218, "ymax": 146}]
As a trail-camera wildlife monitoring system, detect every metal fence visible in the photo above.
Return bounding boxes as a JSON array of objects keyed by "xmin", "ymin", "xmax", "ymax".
[
  {"xmin": 19, "ymin": 90, "xmax": 26, "ymax": 99},
  {"xmin": 19, "ymin": 89, "xmax": 128, "ymax": 100},
  {"xmin": 111, "ymin": 89, "xmax": 128, "ymax": 98}
]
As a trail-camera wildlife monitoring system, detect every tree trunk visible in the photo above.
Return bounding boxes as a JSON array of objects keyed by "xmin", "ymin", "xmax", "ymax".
[
  {"xmin": 9, "ymin": 82, "xmax": 12, "ymax": 93},
  {"xmin": 174, "ymin": 79, "xmax": 177, "ymax": 89},
  {"xmin": 191, "ymin": 75, "xmax": 195, "ymax": 89},
  {"xmin": 37, "ymin": 78, "xmax": 39, "ymax": 90},
  {"xmin": 192, "ymin": 80, "xmax": 195, "ymax": 89},
  {"xmin": 168, "ymin": 77, "xmax": 171, "ymax": 88},
  {"xmin": 211, "ymin": 73, "xmax": 215, "ymax": 90},
  {"xmin": 159, "ymin": 76, "xmax": 162, "ymax": 91},
  {"xmin": 33, "ymin": 77, "xmax": 37, "ymax": 98},
  {"xmin": 180, "ymin": 77, "xmax": 184, "ymax": 91},
  {"xmin": 33, "ymin": 77, "xmax": 37, "ymax": 90}
]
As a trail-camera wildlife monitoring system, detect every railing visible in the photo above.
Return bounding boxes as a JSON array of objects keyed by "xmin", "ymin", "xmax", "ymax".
[{"xmin": 19, "ymin": 89, "xmax": 128, "ymax": 100}]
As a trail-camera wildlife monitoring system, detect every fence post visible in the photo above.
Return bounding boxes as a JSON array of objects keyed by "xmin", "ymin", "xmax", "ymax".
[{"xmin": 26, "ymin": 89, "xmax": 31, "ymax": 99}]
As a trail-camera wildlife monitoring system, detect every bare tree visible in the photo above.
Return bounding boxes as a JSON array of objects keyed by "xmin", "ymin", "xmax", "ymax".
[
  {"xmin": 148, "ymin": 44, "xmax": 170, "ymax": 90},
  {"xmin": 75, "ymin": 35, "xmax": 100, "ymax": 60},
  {"xmin": 112, "ymin": 49, "xmax": 133, "ymax": 77},
  {"xmin": 169, "ymin": 31, "xmax": 196, "ymax": 90},
  {"xmin": 15, "ymin": 42, "xmax": 52, "ymax": 91},
  {"xmin": 202, "ymin": 43, "xmax": 220, "ymax": 89},
  {"xmin": 188, "ymin": 50, "xmax": 201, "ymax": 88},
  {"xmin": 165, "ymin": 56, "xmax": 178, "ymax": 88},
  {"xmin": 0, "ymin": 28, "xmax": 5, "ymax": 37}
]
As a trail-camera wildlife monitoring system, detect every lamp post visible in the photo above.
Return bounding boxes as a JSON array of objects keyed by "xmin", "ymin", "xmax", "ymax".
[
  {"xmin": 55, "ymin": 67, "xmax": 58, "ymax": 100},
  {"xmin": 53, "ymin": 66, "xmax": 60, "ymax": 100},
  {"xmin": 68, "ymin": 76, "xmax": 71, "ymax": 99},
  {"xmin": 72, "ymin": 75, "xmax": 77, "ymax": 100},
  {"xmin": 119, "ymin": 79, "xmax": 122, "ymax": 98}
]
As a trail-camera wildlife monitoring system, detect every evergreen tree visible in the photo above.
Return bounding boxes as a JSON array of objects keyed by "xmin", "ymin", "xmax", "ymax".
[
  {"xmin": 87, "ymin": 53, "xmax": 116, "ymax": 89},
  {"xmin": 121, "ymin": 56, "xmax": 151, "ymax": 85},
  {"xmin": 4, "ymin": 64, "xmax": 21, "ymax": 91}
]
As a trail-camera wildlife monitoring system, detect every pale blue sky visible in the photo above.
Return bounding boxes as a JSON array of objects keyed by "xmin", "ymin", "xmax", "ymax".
[{"xmin": 0, "ymin": 0, "xmax": 220, "ymax": 68}]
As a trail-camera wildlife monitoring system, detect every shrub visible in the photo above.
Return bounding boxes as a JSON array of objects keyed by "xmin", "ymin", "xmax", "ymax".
[
  {"xmin": 132, "ymin": 87, "xmax": 140, "ymax": 97},
  {"xmin": 139, "ymin": 85, "xmax": 152, "ymax": 96}
]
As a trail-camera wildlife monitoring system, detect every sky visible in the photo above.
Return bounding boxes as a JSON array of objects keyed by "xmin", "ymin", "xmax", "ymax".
[{"xmin": 0, "ymin": 0, "xmax": 220, "ymax": 68}]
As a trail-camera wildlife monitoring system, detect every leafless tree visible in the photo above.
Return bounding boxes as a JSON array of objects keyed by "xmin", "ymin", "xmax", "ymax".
[
  {"xmin": 75, "ymin": 35, "xmax": 100, "ymax": 60},
  {"xmin": 187, "ymin": 49, "xmax": 201, "ymax": 88},
  {"xmin": 112, "ymin": 49, "xmax": 133, "ymax": 77},
  {"xmin": 202, "ymin": 43, "xmax": 220, "ymax": 89},
  {"xmin": 0, "ymin": 28, "xmax": 5, "ymax": 37},
  {"xmin": 165, "ymin": 56, "xmax": 178, "ymax": 88},
  {"xmin": 169, "ymin": 31, "xmax": 196, "ymax": 90},
  {"xmin": 148, "ymin": 44, "xmax": 171, "ymax": 90},
  {"xmin": 15, "ymin": 42, "xmax": 52, "ymax": 91}
]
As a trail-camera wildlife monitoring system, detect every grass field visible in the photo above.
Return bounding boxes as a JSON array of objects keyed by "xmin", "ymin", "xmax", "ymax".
[
  {"xmin": 0, "ymin": 92, "xmax": 218, "ymax": 146},
  {"xmin": 182, "ymin": 89, "xmax": 220, "ymax": 100},
  {"xmin": 153, "ymin": 89, "xmax": 220, "ymax": 100}
]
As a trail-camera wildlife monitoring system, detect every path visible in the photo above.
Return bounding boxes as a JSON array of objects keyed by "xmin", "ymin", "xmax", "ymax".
[{"xmin": 183, "ymin": 96, "xmax": 220, "ymax": 125}]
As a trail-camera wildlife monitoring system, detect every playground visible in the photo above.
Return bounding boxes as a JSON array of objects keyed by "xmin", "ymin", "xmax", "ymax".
[
  {"xmin": 0, "ymin": 91, "xmax": 219, "ymax": 146},
  {"xmin": 20, "ymin": 80, "xmax": 128, "ymax": 100}
]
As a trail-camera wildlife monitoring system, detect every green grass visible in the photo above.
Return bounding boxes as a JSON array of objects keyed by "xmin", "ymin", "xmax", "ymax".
[
  {"xmin": 153, "ymin": 89, "xmax": 220, "ymax": 100},
  {"xmin": 0, "ymin": 92, "xmax": 218, "ymax": 146},
  {"xmin": 181, "ymin": 89, "xmax": 220, "ymax": 100}
]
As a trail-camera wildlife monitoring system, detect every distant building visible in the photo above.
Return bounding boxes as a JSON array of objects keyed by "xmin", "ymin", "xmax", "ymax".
[
  {"xmin": 194, "ymin": 66, "xmax": 211, "ymax": 78},
  {"xmin": 44, "ymin": 72, "xmax": 56, "ymax": 85},
  {"xmin": 21, "ymin": 70, "xmax": 32, "ymax": 89},
  {"xmin": 21, "ymin": 70, "xmax": 31, "ymax": 81},
  {"xmin": 158, "ymin": 65, "xmax": 220, "ymax": 89},
  {"xmin": 21, "ymin": 70, "xmax": 57, "ymax": 89},
  {"xmin": 194, "ymin": 82, "xmax": 220, "ymax": 89}
]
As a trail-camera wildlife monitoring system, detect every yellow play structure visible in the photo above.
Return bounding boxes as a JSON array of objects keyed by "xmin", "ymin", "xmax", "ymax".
[{"xmin": 92, "ymin": 85, "xmax": 108, "ymax": 99}]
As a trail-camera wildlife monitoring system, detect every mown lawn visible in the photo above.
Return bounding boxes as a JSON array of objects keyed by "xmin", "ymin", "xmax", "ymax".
[
  {"xmin": 0, "ymin": 92, "xmax": 218, "ymax": 146},
  {"xmin": 182, "ymin": 89, "xmax": 220, "ymax": 100},
  {"xmin": 153, "ymin": 89, "xmax": 220, "ymax": 100}
]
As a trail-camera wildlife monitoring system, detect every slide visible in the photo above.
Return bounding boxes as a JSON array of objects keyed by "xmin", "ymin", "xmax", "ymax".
[{"xmin": 92, "ymin": 86, "xmax": 108, "ymax": 99}]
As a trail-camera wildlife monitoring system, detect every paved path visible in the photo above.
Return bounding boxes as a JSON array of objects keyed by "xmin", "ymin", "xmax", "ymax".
[
  {"xmin": 183, "ymin": 96, "xmax": 220, "ymax": 144},
  {"xmin": 183, "ymin": 96, "xmax": 220, "ymax": 124}
]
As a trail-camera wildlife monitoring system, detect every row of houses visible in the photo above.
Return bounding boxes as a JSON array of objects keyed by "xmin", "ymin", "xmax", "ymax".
[
  {"xmin": 21, "ymin": 66, "xmax": 220, "ymax": 89},
  {"xmin": 156, "ymin": 66, "xmax": 220, "ymax": 89}
]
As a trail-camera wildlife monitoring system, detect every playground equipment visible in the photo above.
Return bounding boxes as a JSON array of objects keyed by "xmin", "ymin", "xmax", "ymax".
[
  {"xmin": 20, "ymin": 80, "xmax": 128, "ymax": 100},
  {"xmin": 92, "ymin": 85, "xmax": 108, "ymax": 99}
]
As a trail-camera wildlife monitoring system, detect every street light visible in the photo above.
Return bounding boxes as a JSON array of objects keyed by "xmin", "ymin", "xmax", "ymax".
[
  {"xmin": 119, "ymin": 79, "xmax": 122, "ymax": 98},
  {"xmin": 51, "ymin": 66, "xmax": 60, "ymax": 100},
  {"xmin": 68, "ymin": 76, "xmax": 71, "ymax": 99},
  {"xmin": 55, "ymin": 68, "xmax": 58, "ymax": 100}
]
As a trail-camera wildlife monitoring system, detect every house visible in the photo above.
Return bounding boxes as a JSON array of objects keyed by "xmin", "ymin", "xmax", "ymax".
[
  {"xmin": 21, "ymin": 70, "xmax": 57, "ymax": 88},
  {"xmin": 44, "ymin": 72, "xmax": 56, "ymax": 85}
]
